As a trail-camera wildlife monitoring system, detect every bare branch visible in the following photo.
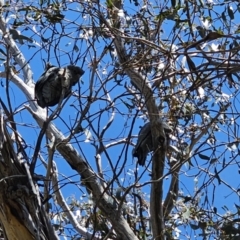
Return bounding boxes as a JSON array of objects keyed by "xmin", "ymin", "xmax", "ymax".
[
  {"xmin": 0, "ymin": 16, "xmax": 33, "ymax": 86},
  {"xmin": 51, "ymin": 161, "xmax": 101, "ymax": 240}
]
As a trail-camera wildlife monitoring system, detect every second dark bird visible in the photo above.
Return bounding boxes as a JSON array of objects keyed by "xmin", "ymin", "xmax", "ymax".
[{"xmin": 133, "ymin": 121, "xmax": 172, "ymax": 166}]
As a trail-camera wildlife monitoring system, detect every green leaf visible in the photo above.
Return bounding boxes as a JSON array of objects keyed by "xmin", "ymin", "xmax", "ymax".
[
  {"xmin": 13, "ymin": 20, "xmax": 25, "ymax": 27},
  {"xmin": 214, "ymin": 167, "xmax": 221, "ymax": 184},
  {"xmin": 199, "ymin": 153, "xmax": 210, "ymax": 160},
  {"xmin": 171, "ymin": 0, "xmax": 176, "ymax": 8},
  {"xmin": 199, "ymin": 221, "xmax": 207, "ymax": 229},
  {"xmin": 45, "ymin": 13, "xmax": 64, "ymax": 23},
  {"xmin": 17, "ymin": 35, "xmax": 33, "ymax": 43},
  {"xmin": 106, "ymin": 0, "xmax": 114, "ymax": 8},
  {"xmin": 9, "ymin": 29, "xmax": 20, "ymax": 39},
  {"xmin": 196, "ymin": 26, "xmax": 206, "ymax": 38},
  {"xmin": 221, "ymin": 11, "xmax": 227, "ymax": 22},
  {"xmin": 9, "ymin": 29, "xmax": 33, "ymax": 44},
  {"xmin": 73, "ymin": 44, "xmax": 79, "ymax": 52},
  {"xmin": 190, "ymin": 223, "xmax": 199, "ymax": 230},
  {"xmin": 41, "ymin": 36, "xmax": 49, "ymax": 43},
  {"xmin": 210, "ymin": 158, "xmax": 217, "ymax": 164},
  {"xmin": 213, "ymin": 207, "xmax": 217, "ymax": 214},
  {"xmin": 186, "ymin": 55, "xmax": 196, "ymax": 71},
  {"xmin": 120, "ymin": 99, "xmax": 134, "ymax": 110},
  {"xmin": 27, "ymin": 44, "xmax": 36, "ymax": 49},
  {"xmin": 228, "ymin": 6, "xmax": 234, "ymax": 20}
]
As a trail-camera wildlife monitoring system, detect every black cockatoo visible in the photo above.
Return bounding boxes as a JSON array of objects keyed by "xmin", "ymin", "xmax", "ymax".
[
  {"xmin": 35, "ymin": 64, "xmax": 84, "ymax": 108},
  {"xmin": 133, "ymin": 121, "xmax": 172, "ymax": 166}
]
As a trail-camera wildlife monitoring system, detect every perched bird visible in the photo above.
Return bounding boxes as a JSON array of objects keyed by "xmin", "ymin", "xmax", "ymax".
[
  {"xmin": 35, "ymin": 64, "xmax": 84, "ymax": 108},
  {"xmin": 133, "ymin": 121, "xmax": 172, "ymax": 166}
]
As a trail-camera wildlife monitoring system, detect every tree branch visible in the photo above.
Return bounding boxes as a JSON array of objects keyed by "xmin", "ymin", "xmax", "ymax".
[
  {"xmin": 104, "ymin": 5, "xmax": 166, "ymax": 238},
  {"xmin": 25, "ymin": 106, "xmax": 138, "ymax": 240},
  {"xmin": 0, "ymin": 16, "xmax": 33, "ymax": 86},
  {"xmin": 51, "ymin": 161, "xmax": 101, "ymax": 240}
]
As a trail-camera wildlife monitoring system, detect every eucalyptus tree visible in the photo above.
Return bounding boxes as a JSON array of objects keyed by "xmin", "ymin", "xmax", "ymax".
[{"xmin": 0, "ymin": 0, "xmax": 240, "ymax": 239}]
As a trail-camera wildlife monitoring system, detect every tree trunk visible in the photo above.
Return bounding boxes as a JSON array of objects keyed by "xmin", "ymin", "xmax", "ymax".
[{"xmin": 0, "ymin": 113, "xmax": 58, "ymax": 240}]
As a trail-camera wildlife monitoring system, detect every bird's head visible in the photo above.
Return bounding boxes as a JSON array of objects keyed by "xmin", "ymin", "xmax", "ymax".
[{"xmin": 66, "ymin": 65, "xmax": 85, "ymax": 84}]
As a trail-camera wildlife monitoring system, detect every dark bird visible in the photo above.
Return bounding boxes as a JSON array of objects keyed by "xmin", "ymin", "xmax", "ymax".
[
  {"xmin": 133, "ymin": 121, "xmax": 172, "ymax": 166},
  {"xmin": 35, "ymin": 64, "xmax": 84, "ymax": 108}
]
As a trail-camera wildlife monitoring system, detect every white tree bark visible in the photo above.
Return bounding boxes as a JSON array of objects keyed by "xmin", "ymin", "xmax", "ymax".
[{"xmin": 0, "ymin": 10, "xmax": 138, "ymax": 240}]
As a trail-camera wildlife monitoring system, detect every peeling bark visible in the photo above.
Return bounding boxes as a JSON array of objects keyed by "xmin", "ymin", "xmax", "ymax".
[{"xmin": 0, "ymin": 113, "xmax": 58, "ymax": 240}]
